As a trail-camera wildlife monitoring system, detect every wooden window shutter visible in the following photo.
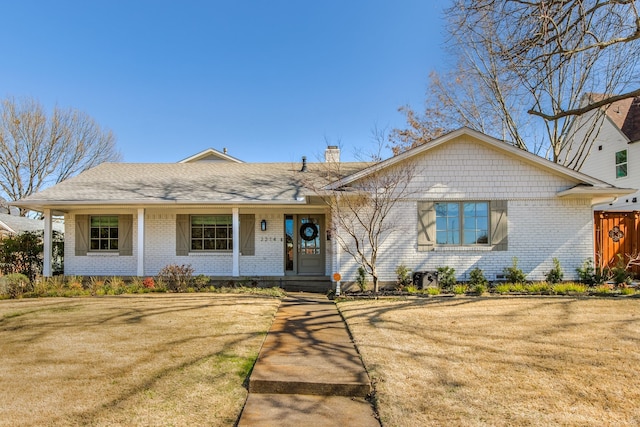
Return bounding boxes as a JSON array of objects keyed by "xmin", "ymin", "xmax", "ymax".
[
  {"xmin": 118, "ymin": 215, "xmax": 133, "ymax": 256},
  {"xmin": 176, "ymin": 214, "xmax": 190, "ymax": 256},
  {"xmin": 490, "ymin": 200, "xmax": 508, "ymax": 251},
  {"xmin": 240, "ymin": 214, "xmax": 255, "ymax": 256},
  {"xmin": 75, "ymin": 214, "xmax": 89, "ymax": 256},
  {"xmin": 417, "ymin": 201, "xmax": 436, "ymax": 251}
]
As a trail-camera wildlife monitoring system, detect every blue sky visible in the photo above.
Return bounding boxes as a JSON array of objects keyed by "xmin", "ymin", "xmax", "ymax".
[{"xmin": 0, "ymin": 0, "xmax": 448, "ymax": 163}]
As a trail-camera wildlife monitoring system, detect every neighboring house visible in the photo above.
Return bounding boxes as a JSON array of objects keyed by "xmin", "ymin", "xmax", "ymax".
[
  {"xmin": 12, "ymin": 128, "xmax": 633, "ymax": 288},
  {"xmin": 0, "ymin": 213, "xmax": 63, "ymax": 239},
  {"xmin": 562, "ymin": 95, "xmax": 640, "ymax": 211}
]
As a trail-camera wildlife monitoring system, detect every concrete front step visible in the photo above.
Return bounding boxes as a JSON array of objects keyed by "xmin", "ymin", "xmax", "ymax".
[{"xmin": 237, "ymin": 394, "xmax": 379, "ymax": 427}]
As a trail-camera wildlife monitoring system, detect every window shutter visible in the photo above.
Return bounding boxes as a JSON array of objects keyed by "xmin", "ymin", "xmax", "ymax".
[
  {"xmin": 490, "ymin": 200, "xmax": 508, "ymax": 251},
  {"xmin": 240, "ymin": 214, "xmax": 255, "ymax": 256},
  {"xmin": 119, "ymin": 215, "xmax": 133, "ymax": 256},
  {"xmin": 176, "ymin": 214, "xmax": 190, "ymax": 256},
  {"xmin": 75, "ymin": 215, "xmax": 89, "ymax": 256},
  {"xmin": 417, "ymin": 201, "xmax": 436, "ymax": 251}
]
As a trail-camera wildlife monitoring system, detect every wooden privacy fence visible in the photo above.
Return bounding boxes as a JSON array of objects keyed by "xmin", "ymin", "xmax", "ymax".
[{"xmin": 594, "ymin": 211, "xmax": 640, "ymax": 275}]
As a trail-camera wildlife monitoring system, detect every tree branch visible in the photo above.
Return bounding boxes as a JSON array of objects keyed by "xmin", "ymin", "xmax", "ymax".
[{"xmin": 528, "ymin": 88, "xmax": 640, "ymax": 120}]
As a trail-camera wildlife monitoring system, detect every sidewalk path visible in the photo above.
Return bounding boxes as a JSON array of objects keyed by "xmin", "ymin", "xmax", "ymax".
[{"xmin": 237, "ymin": 294, "xmax": 379, "ymax": 426}]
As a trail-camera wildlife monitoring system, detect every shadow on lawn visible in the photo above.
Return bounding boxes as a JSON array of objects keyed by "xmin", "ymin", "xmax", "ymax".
[{"xmin": 0, "ymin": 294, "xmax": 280, "ymax": 426}]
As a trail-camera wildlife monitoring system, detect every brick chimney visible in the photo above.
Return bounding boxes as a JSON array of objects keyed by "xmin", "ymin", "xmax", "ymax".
[{"xmin": 325, "ymin": 145, "xmax": 340, "ymax": 162}]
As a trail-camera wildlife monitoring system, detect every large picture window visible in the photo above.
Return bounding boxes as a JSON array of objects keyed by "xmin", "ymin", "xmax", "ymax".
[
  {"xmin": 191, "ymin": 215, "xmax": 233, "ymax": 251},
  {"xmin": 90, "ymin": 216, "xmax": 119, "ymax": 251},
  {"xmin": 435, "ymin": 202, "xmax": 488, "ymax": 245}
]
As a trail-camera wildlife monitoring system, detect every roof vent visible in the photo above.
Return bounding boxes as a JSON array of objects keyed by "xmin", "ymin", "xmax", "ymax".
[{"xmin": 300, "ymin": 156, "xmax": 308, "ymax": 172}]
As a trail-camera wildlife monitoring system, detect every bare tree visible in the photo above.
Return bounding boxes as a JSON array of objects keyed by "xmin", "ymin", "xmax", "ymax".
[
  {"xmin": 452, "ymin": 0, "xmax": 640, "ymax": 119},
  {"xmin": 0, "ymin": 97, "xmax": 121, "ymax": 215},
  {"xmin": 392, "ymin": 0, "xmax": 639, "ymax": 168},
  {"xmin": 308, "ymin": 130, "xmax": 416, "ymax": 294}
]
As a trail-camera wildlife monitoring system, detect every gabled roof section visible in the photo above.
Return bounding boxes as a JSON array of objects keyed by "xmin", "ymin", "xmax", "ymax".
[
  {"xmin": 587, "ymin": 93, "xmax": 640, "ymax": 143},
  {"xmin": 178, "ymin": 148, "xmax": 244, "ymax": 163},
  {"xmin": 0, "ymin": 213, "xmax": 63, "ymax": 234},
  {"xmin": 327, "ymin": 127, "xmax": 634, "ymax": 198}
]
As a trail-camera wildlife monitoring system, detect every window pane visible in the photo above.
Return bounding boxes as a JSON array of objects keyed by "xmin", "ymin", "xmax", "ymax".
[
  {"xmin": 616, "ymin": 150, "xmax": 627, "ymax": 164},
  {"xmin": 617, "ymin": 164, "xmax": 628, "ymax": 178},
  {"xmin": 462, "ymin": 202, "xmax": 489, "ymax": 245}
]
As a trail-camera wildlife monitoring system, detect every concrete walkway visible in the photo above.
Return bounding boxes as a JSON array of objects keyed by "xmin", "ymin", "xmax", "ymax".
[{"xmin": 237, "ymin": 294, "xmax": 379, "ymax": 426}]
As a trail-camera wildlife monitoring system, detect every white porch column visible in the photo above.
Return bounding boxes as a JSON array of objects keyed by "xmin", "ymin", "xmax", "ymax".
[
  {"xmin": 137, "ymin": 208, "xmax": 145, "ymax": 276},
  {"xmin": 43, "ymin": 209, "xmax": 52, "ymax": 277},
  {"xmin": 232, "ymin": 207, "xmax": 240, "ymax": 276}
]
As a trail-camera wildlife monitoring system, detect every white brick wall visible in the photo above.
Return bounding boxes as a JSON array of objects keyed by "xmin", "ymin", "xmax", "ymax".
[
  {"xmin": 64, "ymin": 208, "xmax": 331, "ymax": 277},
  {"xmin": 65, "ymin": 211, "xmax": 139, "ymax": 276},
  {"xmin": 332, "ymin": 136, "xmax": 595, "ymax": 283}
]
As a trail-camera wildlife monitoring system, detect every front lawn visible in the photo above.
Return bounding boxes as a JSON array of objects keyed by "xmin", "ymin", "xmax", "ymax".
[
  {"xmin": 339, "ymin": 296, "xmax": 640, "ymax": 426},
  {"xmin": 0, "ymin": 294, "xmax": 280, "ymax": 426}
]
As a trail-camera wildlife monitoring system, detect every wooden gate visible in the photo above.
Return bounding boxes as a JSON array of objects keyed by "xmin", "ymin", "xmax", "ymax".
[{"xmin": 594, "ymin": 211, "xmax": 640, "ymax": 274}]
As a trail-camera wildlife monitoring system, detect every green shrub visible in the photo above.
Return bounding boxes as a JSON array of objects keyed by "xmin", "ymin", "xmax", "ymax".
[
  {"xmin": 508, "ymin": 283, "xmax": 525, "ymax": 293},
  {"xmin": 452, "ymin": 284, "xmax": 467, "ymax": 295},
  {"xmin": 395, "ymin": 264, "xmax": 412, "ymax": 290},
  {"xmin": 468, "ymin": 267, "xmax": 487, "ymax": 287},
  {"xmin": 503, "ymin": 257, "xmax": 526, "ymax": 283},
  {"xmin": 405, "ymin": 284, "xmax": 419, "ymax": 294},
  {"xmin": 552, "ymin": 283, "xmax": 587, "ymax": 295},
  {"xmin": 620, "ymin": 287, "xmax": 636, "ymax": 295},
  {"xmin": 472, "ymin": 283, "xmax": 487, "ymax": 294},
  {"xmin": 494, "ymin": 283, "xmax": 510, "ymax": 294},
  {"xmin": 545, "ymin": 258, "xmax": 564, "ymax": 284},
  {"xmin": 194, "ymin": 274, "xmax": 210, "ymax": 290},
  {"xmin": 426, "ymin": 287, "xmax": 440, "ymax": 295},
  {"xmin": 0, "ymin": 231, "xmax": 43, "ymax": 281},
  {"xmin": 356, "ymin": 266, "xmax": 368, "ymax": 292},
  {"xmin": 591, "ymin": 284, "xmax": 613, "ymax": 295},
  {"xmin": 0, "ymin": 273, "xmax": 31, "ymax": 299},
  {"xmin": 437, "ymin": 266, "xmax": 456, "ymax": 290},
  {"xmin": 525, "ymin": 282, "xmax": 551, "ymax": 294},
  {"xmin": 158, "ymin": 264, "xmax": 194, "ymax": 292},
  {"xmin": 576, "ymin": 258, "xmax": 596, "ymax": 285}
]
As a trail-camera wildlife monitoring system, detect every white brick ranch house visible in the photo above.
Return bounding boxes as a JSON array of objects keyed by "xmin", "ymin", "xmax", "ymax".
[{"xmin": 13, "ymin": 128, "xmax": 633, "ymax": 290}]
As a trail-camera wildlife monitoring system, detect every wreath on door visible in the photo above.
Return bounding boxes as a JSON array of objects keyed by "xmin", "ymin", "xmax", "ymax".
[{"xmin": 300, "ymin": 223, "xmax": 319, "ymax": 241}]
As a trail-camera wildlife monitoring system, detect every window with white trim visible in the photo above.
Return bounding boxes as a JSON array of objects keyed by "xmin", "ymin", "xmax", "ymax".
[
  {"xmin": 616, "ymin": 149, "xmax": 628, "ymax": 178},
  {"xmin": 90, "ymin": 216, "xmax": 119, "ymax": 251},
  {"xmin": 190, "ymin": 215, "xmax": 233, "ymax": 251}
]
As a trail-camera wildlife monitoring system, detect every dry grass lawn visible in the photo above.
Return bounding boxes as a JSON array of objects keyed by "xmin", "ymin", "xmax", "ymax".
[
  {"xmin": 339, "ymin": 296, "xmax": 640, "ymax": 426},
  {"xmin": 0, "ymin": 294, "xmax": 280, "ymax": 426}
]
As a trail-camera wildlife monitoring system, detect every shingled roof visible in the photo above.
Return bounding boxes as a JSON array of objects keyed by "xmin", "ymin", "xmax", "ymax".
[
  {"xmin": 13, "ymin": 161, "xmax": 369, "ymax": 211},
  {"xmin": 589, "ymin": 93, "xmax": 640, "ymax": 142}
]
